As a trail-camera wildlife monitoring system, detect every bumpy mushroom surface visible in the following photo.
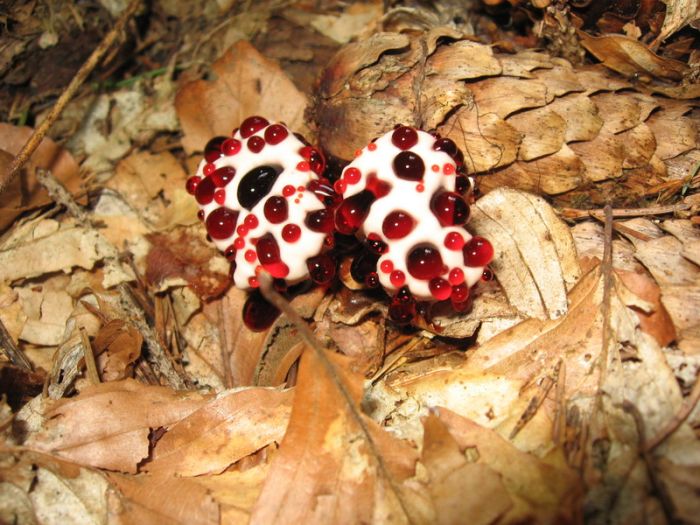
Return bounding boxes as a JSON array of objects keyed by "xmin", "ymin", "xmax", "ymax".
[
  {"xmin": 186, "ymin": 116, "xmax": 337, "ymax": 291},
  {"xmin": 333, "ymin": 125, "xmax": 494, "ymax": 323}
]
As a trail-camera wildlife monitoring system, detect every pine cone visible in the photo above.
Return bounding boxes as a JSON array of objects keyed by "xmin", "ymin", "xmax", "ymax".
[{"xmin": 312, "ymin": 28, "xmax": 699, "ymax": 206}]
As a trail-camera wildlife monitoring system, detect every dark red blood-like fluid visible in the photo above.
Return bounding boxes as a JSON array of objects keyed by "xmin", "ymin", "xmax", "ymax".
[
  {"xmin": 406, "ymin": 245, "xmax": 443, "ymax": 280},
  {"xmin": 299, "ymin": 146, "xmax": 326, "ymax": 175},
  {"xmin": 429, "ymin": 277, "xmax": 452, "ymax": 301},
  {"xmin": 463, "ymin": 236, "xmax": 494, "ymax": 267},
  {"xmin": 242, "ymin": 290, "xmax": 280, "ymax": 331},
  {"xmin": 244, "ymin": 214, "xmax": 259, "ymax": 229},
  {"xmin": 195, "ymin": 176, "xmax": 216, "ymax": 205},
  {"xmin": 305, "ymin": 208, "xmax": 334, "ymax": 233},
  {"xmin": 204, "ymin": 136, "xmax": 227, "ymax": 163},
  {"xmin": 389, "ymin": 286, "xmax": 415, "ymax": 324},
  {"xmin": 432, "ymin": 137, "xmax": 458, "ymax": 157},
  {"xmin": 365, "ymin": 173, "xmax": 392, "ymax": 198},
  {"xmin": 366, "ymin": 237, "xmax": 388, "ymax": 255},
  {"xmin": 264, "ymin": 196, "xmax": 288, "ymax": 224},
  {"xmin": 382, "ymin": 210, "xmax": 415, "ymax": 239},
  {"xmin": 264, "ymin": 124, "xmax": 288, "ymax": 145},
  {"xmin": 365, "ymin": 272, "xmax": 379, "ymax": 288},
  {"xmin": 455, "ymin": 174, "xmax": 470, "ymax": 194},
  {"xmin": 214, "ymin": 189, "xmax": 226, "ymax": 205},
  {"xmin": 210, "ymin": 166, "xmax": 236, "ymax": 187},
  {"xmin": 306, "ymin": 179, "xmax": 339, "ymax": 207},
  {"xmin": 344, "ymin": 167, "xmax": 361, "ymax": 184},
  {"xmin": 390, "ymin": 270, "xmax": 405, "ymax": 287},
  {"xmin": 444, "ymin": 231, "xmax": 465, "ymax": 250},
  {"xmin": 222, "ymin": 138, "xmax": 241, "ymax": 156},
  {"xmin": 351, "ymin": 251, "xmax": 378, "ymax": 284},
  {"xmin": 282, "ymin": 223, "xmax": 301, "ymax": 243},
  {"xmin": 448, "ymin": 267, "xmax": 464, "ymax": 285},
  {"xmin": 224, "ymin": 245, "xmax": 236, "ymax": 261},
  {"xmin": 451, "ymin": 282, "xmax": 469, "ymax": 303},
  {"xmin": 247, "ymin": 136, "xmax": 265, "ymax": 153},
  {"xmin": 391, "ymin": 126, "xmax": 418, "ymax": 150},
  {"xmin": 334, "ymin": 190, "xmax": 375, "ymax": 234},
  {"xmin": 306, "ymin": 254, "xmax": 336, "ymax": 285},
  {"xmin": 256, "ymin": 234, "xmax": 289, "ymax": 278},
  {"xmin": 282, "ymin": 185, "xmax": 295, "ymax": 197},
  {"xmin": 205, "ymin": 207, "xmax": 239, "ymax": 240},
  {"xmin": 240, "ymin": 116, "xmax": 269, "ymax": 138},
  {"xmin": 186, "ymin": 176, "xmax": 201, "ymax": 195},
  {"xmin": 238, "ymin": 165, "xmax": 281, "ymax": 210},
  {"xmin": 431, "ymin": 191, "xmax": 470, "ymax": 226},
  {"xmin": 392, "ymin": 151, "xmax": 425, "ymax": 181},
  {"xmin": 197, "ymin": 210, "xmax": 205, "ymax": 221},
  {"xmin": 482, "ymin": 267, "xmax": 494, "ymax": 281},
  {"xmin": 380, "ymin": 259, "xmax": 393, "ymax": 273}
]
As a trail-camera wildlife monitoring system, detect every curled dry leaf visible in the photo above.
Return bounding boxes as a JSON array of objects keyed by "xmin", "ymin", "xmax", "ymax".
[
  {"xmin": 22, "ymin": 379, "xmax": 209, "ymax": 473},
  {"xmin": 470, "ymin": 187, "xmax": 581, "ymax": 320},
  {"xmin": 145, "ymin": 387, "xmax": 293, "ymax": 476},
  {"xmin": 92, "ymin": 319, "xmax": 143, "ymax": 381},
  {"xmin": 578, "ymin": 30, "xmax": 688, "ymax": 81},
  {"xmin": 0, "ymin": 123, "xmax": 81, "ymax": 232},
  {"xmin": 176, "ymin": 40, "xmax": 309, "ymax": 155},
  {"xmin": 250, "ymin": 349, "xmax": 418, "ymax": 524}
]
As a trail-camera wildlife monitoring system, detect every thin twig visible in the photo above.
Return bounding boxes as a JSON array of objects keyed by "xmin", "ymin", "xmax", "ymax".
[
  {"xmin": 509, "ymin": 360, "xmax": 561, "ymax": 440},
  {"xmin": 645, "ymin": 369, "xmax": 700, "ymax": 452},
  {"xmin": 559, "ymin": 202, "xmax": 693, "ymax": 221},
  {"xmin": 2, "ymin": 0, "xmax": 142, "ymax": 195},
  {"xmin": 0, "ymin": 316, "xmax": 32, "ymax": 370},
  {"xmin": 258, "ymin": 272, "xmax": 415, "ymax": 524},
  {"xmin": 596, "ymin": 205, "xmax": 614, "ymax": 415},
  {"xmin": 79, "ymin": 327, "xmax": 101, "ymax": 385}
]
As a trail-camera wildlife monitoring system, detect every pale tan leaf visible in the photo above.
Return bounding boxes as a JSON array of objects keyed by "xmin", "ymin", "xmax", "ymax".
[
  {"xmin": 570, "ymin": 132, "xmax": 624, "ymax": 182},
  {"xmin": 507, "ymin": 107, "xmax": 567, "ymax": 161},
  {"xmin": 532, "ymin": 64, "xmax": 584, "ymax": 97},
  {"xmin": 548, "ymin": 94, "xmax": 603, "ymax": 143},
  {"xmin": 176, "ymin": 40, "xmax": 309, "ymax": 154},
  {"xmin": 24, "ymin": 379, "xmax": 209, "ymax": 473},
  {"xmin": 146, "ymin": 387, "xmax": 292, "ymax": 476},
  {"xmin": 645, "ymin": 111, "xmax": 698, "ymax": 160},
  {"xmin": 578, "ymin": 31, "xmax": 688, "ymax": 81},
  {"xmin": 591, "ymin": 92, "xmax": 649, "ymax": 134},
  {"xmin": 470, "ymin": 77, "xmax": 552, "ymax": 119},
  {"xmin": 426, "ymin": 40, "xmax": 502, "ymax": 80},
  {"xmin": 654, "ymin": 0, "xmax": 700, "ymax": 45},
  {"xmin": 470, "ymin": 188, "xmax": 580, "ymax": 319},
  {"xmin": 618, "ymin": 123, "xmax": 656, "ymax": 168},
  {"xmin": 107, "ymin": 473, "xmax": 219, "ymax": 525}
]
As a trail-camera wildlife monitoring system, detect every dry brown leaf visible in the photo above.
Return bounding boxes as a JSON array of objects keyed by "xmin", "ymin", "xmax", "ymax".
[
  {"xmin": 421, "ymin": 414, "xmax": 513, "ymax": 525},
  {"xmin": 107, "ymin": 472, "xmax": 219, "ymax": 525},
  {"xmin": 145, "ymin": 227, "xmax": 230, "ymax": 299},
  {"xmin": 176, "ymin": 40, "xmax": 309, "ymax": 155},
  {"xmin": 92, "ymin": 320, "xmax": 143, "ymax": 381},
  {"xmin": 193, "ymin": 467, "xmax": 270, "ymax": 523},
  {"xmin": 23, "ymin": 379, "xmax": 210, "ymax": 473},
  {"xmin": 653, "ymin": 0, "xmax": 700, "ymax": 46},
  {"xmin": 435, "ymin": 408, "xmax": 582, "ymax": 524},
  {"xmin": 578, "ymin": 31, "xmax": 688, "ymax": 81},
  {"xmin": 470, "ymin": 188, "xmax": 580, "ymax": 319},
  {"xmin": 249, "ymin": 349, "xmax": 418, "ymax": 524},
  {"xmin": 0, "ymin": 123, "xmax": 82, "ymax": 232},
  {"xmin": 145, "ymin": 387, "xmax": 292, "ymax": 476}
]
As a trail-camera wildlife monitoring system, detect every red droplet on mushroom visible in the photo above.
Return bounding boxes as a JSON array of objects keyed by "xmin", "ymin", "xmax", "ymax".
[
  {"xmin": 406, "ymin": 245, "xmax": 443, "ymax": 280},
  {"xmin": 432, "ymin": 137, "xmax": 458, "ymax": 157},
  {"xmin": 382, "ymin": 210, "xmax": 415, "ymax": 239},
  {"xmin": 334, "ymin": 190, "xmax": 375, "ymax": 234},
  {"xmin": 256, "ymin": 234, "xmax": 289, "ymax": 278},
  {"xmin": 380, "ymin": 259, "xmax": 393, "ymax": 273},
  {"xmin": 444, "ymin": 231, "xmax": 465, "ymax": 250},
  {"xmin": 392, "ymin": 151, "xmax": 425, "ymax": 181},
  {"xmin": 211, "ymin": 166, "xmax": 236, "ymax": 187},
  {"xmin": 263, "ymin": 196, "xmax": 288, "ymax": 224},
  {"xmin": 389, "ymin": 286, "xmax": 415, "ymax": 324},
  {"xmin": 214, "ymin": 189, "xmax": 225, "ymax": 204},
  {"xmin": 204, "ymin": 136, "xmax": 227, "ymax": 163},
  {"xmin": 390, "ymin": 270, "xmax": 406, "ymax": 287},
  {"xmin": 282, "ymin": 223, "xmax": 301, "ymax": 243},
  {"xmin": 431, "ymin": 191, "xmax": 470, "ymax": 226},
  {"xmin": 482, "ymin": 267, "xmax": 494, "ymax": 281},
  {"xmin": 350, "ymin": 252, "xmax": 378, "ymax": 284},
  {"xmin": 224, "ymin": 245, "xmax": 236, "ymax": 261},
  {"xmin": 306, "ymin": 179, "xmax": 339, "ymax": 207},
  {"xmin": 247, "ymin": 136, "xmax": 265, "ymax": 153},
  {"xmin": 244, "ymin": 214, "xmax": 259, "ymax": 229},
  {"xmin": 463, "ymin": 236, "xmax": 494, "ymax": 267},
  {"xmin": 365, "ymin": 173, "xmax": 392, "ymax": 198},
  {"xmin": 195, "ymin": 176, "xmax": 216, "ymax": 205},
  {"xmin": 448, "ymin": 267, "xmax": 464, "ymax": 285},
  {"xmin": 222, "ymin": 138, "xmax": 241, "ymax": 156},
  {"xmin": 242, "ymin": 291, "xmax": 279, "ymax": 331},
  {"xmin": 366, "ymin": 236, "xmax": 388, "ymax": 255},
  {"xmin": 264, "ymin": 124, "xmax": 288, "ymax": 145},
  {"xmin": 186, "ymin": 176, "xmax": 201, "ymax": 195},
  {"xmin": 299, "ymin": 146, "xmax": 326, "ymax": 175},
  {"xmin": 343, "ymin": 167, "xmax": 361, "ymax": 184},
  {"xmin": 306, "ymin": 254, "xmax": 336, "ymax": 284},
  {"xmin": 239, "ymin": 116, "xmax": 269, "ymax": 138},
  {"xmin": 451, "ymin": 282, "xmax": 469, "ymax": 303},
  {"xmin": 455, "ymin": 174, "xmax": 470, "ymax": 194},
  {"xmin": 391, "ymin": 126, "xmax": 419, "ymax": 150},
  {"xmin": 305, "ymin": 208, "xmax": 334, "ymax": 233},
  {"xmin": 205, "ymin": 207, "xmax": 239, "ymax": 240},
  {"xmin": 237, "ymin": 165, "xmax": 281, "ymax": 210},
  {"xmin": 429, "ymin": 277, "xmax": 452, "ymax": 301}
]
